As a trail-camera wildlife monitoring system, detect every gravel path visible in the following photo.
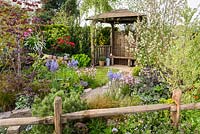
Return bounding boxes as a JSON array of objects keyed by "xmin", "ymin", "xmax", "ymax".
[{"xmin": 82, "ymin": 65, "xmax": 133, "ymax": 100}]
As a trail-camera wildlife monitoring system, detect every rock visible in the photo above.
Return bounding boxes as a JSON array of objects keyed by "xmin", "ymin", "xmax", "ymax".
[{"xmin": 84, "ymin": 88, "xmax": 92, "ymax": 93}]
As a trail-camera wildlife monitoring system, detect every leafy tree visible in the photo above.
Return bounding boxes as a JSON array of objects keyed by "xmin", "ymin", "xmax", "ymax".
[
  {"xmin": 163, "ymin": 4, "xmax": 200, "ymax": 87},
  {"xmin": 81, "ymin": 0, "xmax": 117, "ymax": 15},
  {"xmin": 40, "ymin": 0, "xmax": 80, "ymax": 22},
  {"xmin": 0, "ymin": 0, "xmax": 41, "ymax": 74},
  {"xmin": 128, "ymin": 0, "xmax": 186, "ymax": 67}
]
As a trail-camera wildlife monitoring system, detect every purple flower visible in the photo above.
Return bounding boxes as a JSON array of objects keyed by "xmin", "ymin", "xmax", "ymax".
[
  {"xmin": 108, "ymin": 70, "xmax": 114, "ymax": 80},
  {"xmin": 45, "ymin": 59, "xmax": 59, "ymax": 72},
  {"xmin": 67, "ymin": 59, "xmax": 78, "ymax": 68},
  {"xmin": 108, "ymin": 70, "xmax": 122, "ymax": 81},
  {"xmin": 50, "ymin": 60, "xmax": 59, "ymax": 72},
  {"xmin": 23, "ymin": 31, "xmax": 30, "ymax": 37},
  {"xmin": 45, "ymin": 59, "xmax": 51, "ymax": 70},
  {"xmin": 123, "ymin": 75, "xmax": 134, "ymax": 85},
  {"xmin": 80, "ymin": 80, "xmax": 88, "ymax": 88},
  {"xmin": 23, "ymin": 28, "xmax": 32, "ymax": 38}
]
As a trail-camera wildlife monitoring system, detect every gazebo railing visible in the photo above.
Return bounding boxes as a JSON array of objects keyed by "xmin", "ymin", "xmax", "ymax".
[{"xmin": 94, "ymin": 45, "xmax": 111, "ymax": 65}]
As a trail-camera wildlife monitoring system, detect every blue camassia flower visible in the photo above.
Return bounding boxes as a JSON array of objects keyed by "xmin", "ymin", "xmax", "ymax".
[
  {"xmin": 67, "ymin": 59, "xmax": 78, "ymax": 68},
  {"xmin": 107, "ymin": 70, "xmax": 122, "ymax": 81},
  {"xmin": 80, "ymin": 80, "xmax": 88, "ymax": 88},
  {"xmin": 45, "ymin": 59, "xmax": 59, "ymax": 72}
]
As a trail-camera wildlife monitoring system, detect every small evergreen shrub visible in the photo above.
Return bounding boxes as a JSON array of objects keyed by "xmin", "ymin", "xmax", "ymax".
[
  {"xmin": 72, "ymin": 54, "xmax": 91, "ymax": 67},
  {"xmin": 132, "ymin": 66, "xmax": 141, "ymax": 76}
]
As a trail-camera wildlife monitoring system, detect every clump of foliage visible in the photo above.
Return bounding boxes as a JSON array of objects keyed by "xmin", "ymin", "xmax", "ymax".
[
  {"xmin": 117, "ymin": 111, "xmax": 176, "ymax": 133},
  {"xmin": 24, "ymin": 33, "xmax": 46, "ymax": 55},
  {"xmin": 32, "ymin": 90, "xmax": 87, "ymax": 117},
  {"xmin": 0, "ymin": 71, "xmax": 42, "ymax": 111},
  {"xmin": 72, "ymin": 54, "xmax": 91, "ymax": 67},
  {"xmin": 132, "ymin": 66, "xmax": 141, "ymax": 76},
  {"xmin": 162, "ymin": 5, "xmax": 200, "ymax": 88},
  {"xmin": 87, "ymin": 118, "xmax": 108, "ymax": 134},
  {"xmin": 96, "ymin": 27, "xmax": 111, "ymax": 46},
  {"xmin": 0, "ymin": 0, "xmax": 42, "ymax": 75},
  {"xmin": 15, "ymin": 94, "xmax": 34, "ymax": 110},
  {"xmin": 132, "ymin": 67, "xmax": 170, "ymax": 104},
  {"xmin": 90, "ymin": 94, "xmax": 141, "ymax": 109},
  {"xmin": 29, "ymin": 85, "xmax": 87, "ymax": 134},
  {"xmin": 0, "ymin": 127, "xmax": 7, "ymax": 134},
  {"xmin": 42, "ymin": 24, "xmax": 70, "ymax": 51}
]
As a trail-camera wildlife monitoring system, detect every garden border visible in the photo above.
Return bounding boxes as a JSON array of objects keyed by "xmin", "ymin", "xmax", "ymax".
[{"xmin": 1, "ymin": 90, "xmax": 200, "ymax": 134}]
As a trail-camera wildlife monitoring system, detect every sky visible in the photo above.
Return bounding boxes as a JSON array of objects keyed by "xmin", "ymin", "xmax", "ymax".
[
  {"xmin": 81, "ymin": 0, "xmax": 200, "ymax": 26},
  {"xmin": 188, "ymin": 0, "xmax": 200, "ymax": 8}
]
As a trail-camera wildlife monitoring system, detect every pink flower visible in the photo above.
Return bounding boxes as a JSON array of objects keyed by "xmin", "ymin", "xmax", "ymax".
[
  {"xmin": 27, "ymin": 28, "xmax": 32, "ymax": 32},
  {"xmin": 23, "ymin": 31, "xmax": 30, "ymax": 37}
]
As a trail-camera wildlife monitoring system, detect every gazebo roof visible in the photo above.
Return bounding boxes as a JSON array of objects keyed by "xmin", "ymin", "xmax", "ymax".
[{"xmin": 86, "ymin": 9, "xmax": 145, "ymax": 24}]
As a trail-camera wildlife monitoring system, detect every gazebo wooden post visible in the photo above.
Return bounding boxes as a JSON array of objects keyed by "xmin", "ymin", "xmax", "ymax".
[
  {"xmin": 110, "ymin": 23, "xmax": 114, "ymax": 65},
  {"xmin": 91, "ymin": 20, "xmax": 96, "ymax": 66}
]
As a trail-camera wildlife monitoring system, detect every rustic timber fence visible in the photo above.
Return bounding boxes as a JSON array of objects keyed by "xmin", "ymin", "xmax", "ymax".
[{"xmin": 1, "ymin": 89, "xmax": 200, "ymax": 134}]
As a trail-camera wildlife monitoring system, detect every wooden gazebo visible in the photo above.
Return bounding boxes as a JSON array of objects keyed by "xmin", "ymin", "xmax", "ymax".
[{"xmin": 87, "ymin": 9, "xmax": 145, "ymax": 66}]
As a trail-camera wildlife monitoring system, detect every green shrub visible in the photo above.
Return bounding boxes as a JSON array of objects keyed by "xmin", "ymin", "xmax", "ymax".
[
  {"xmin": 118, "ymin": 111, "xmax": 177, "ymax": 134},
  {"xmin": 15, "ymin": 94, "xmax": 34, "ymax": 110},
  {"xmin": 132, "ymin": 66, "xmax": 141, "ymax": 76},
  {"xmin": 21, "ymin": 125, "xmax": 54, "ymax": 134},
  {"xmin": 0, "ymin": 72, "xmax": 38, "ymax": 111},
  {"xmin": 72, "ymin": 54, "xmax": 91, "ymax": 67},
  {"xmin": 0, "ymin": 91, "xmax": 15, "ymax": 111},
  {"xmin": 180, "ymin": 110, "xmax": 200, "ymax": 133},
  {"xmin": 99, "ymin": 56, "xmax": 106, "ymax": 61},
  {"xmin": 87, "ymin": 118, "xmax": 108, "ymax": 134},
  {"xmin": 28, "ymin": 90, "xmax": 87, "ymax": 134},
  {"xmin": 0, "ymin": 127, "xmax": 7, "ymax": 134},
  {"xmin": 32, "ymin": 90, "xmax": 87, "ymax": 117},
  {"xmin": 96, "ymin": 27, "xmax": 111, "ymax": 46},
  {"xmin": 24, "ymin": 33, "xmax": 46, "ymax": 53},
  {"xmin": 42, "ymin": 24, "xmax": 70, "ymax": 50}
]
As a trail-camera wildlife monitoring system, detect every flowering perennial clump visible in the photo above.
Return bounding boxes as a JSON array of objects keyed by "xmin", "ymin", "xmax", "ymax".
[
  {"xmin": 122, "ymin": 74, "xmax": 135, "ymax": 86},
  {"xmin": 80, "ymin": 80, "xmax": 88, "ymax": 88},
  {"xmin": 107, "ymin": 70, "xmax": 122, "ymax": 81},
  {"xmin": 57, "ymin": 36, "xmax": 75, "ymax": 47},
  {"xmin": 23, "ymin": 28, "xmax": 32, "ymax": 38},
  {"xmin": 45, "ymin": 58, "xmax": 59, "ymax": 72},
  {"xmin": 67, "ymin": 59, "xmax": 78, "ymax": 68},
  {"xmin": 84, "ymin": 67, "xmax": 97, "ymax": 78}
]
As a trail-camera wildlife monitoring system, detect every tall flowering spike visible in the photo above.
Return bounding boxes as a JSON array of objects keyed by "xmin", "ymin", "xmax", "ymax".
[
  {"xmin": 45, "ymin": 59, "xmax": 51, "ymax": 70},
  {"xmin": 45, "ymin": 59, "xmax": 59, "ymax": 72},
  {"xmin": 108, "ymin": 70, "xmax": 123, "ymax": 81},
  {"xmin": 107, "ymin": 70, "xmax": 113, "ymax": 80},
  {"xmin": 50, "ymin": 60, "xmax": 59, "ymax": 72},
  {"xmin": 67, "ymin": 59, "xmax": 78, "ymax": 68}
]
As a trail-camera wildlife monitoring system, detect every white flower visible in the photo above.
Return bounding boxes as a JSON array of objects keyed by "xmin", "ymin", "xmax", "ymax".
[{"xmin": 112, "ymin": 128, "xmax": 118, "ymax": 133}]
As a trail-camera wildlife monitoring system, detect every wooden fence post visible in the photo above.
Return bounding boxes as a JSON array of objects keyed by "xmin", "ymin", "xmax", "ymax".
[
  {"xmin": 171, "ymin": 89, "xmax": 182, "ymax": 127},
  {"xmin": 54, "ymin": 96, "xmax": 62, "ymax": 134}
]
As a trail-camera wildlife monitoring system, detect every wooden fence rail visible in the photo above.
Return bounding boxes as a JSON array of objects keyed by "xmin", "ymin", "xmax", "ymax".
[{"xmin": 1, "ymin": 90, "xmax": 200, "ymax": 134}]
